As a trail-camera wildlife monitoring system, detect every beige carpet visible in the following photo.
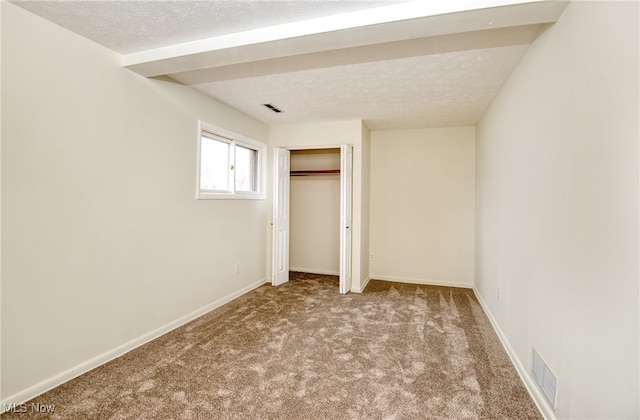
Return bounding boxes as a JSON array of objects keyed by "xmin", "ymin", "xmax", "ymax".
[{"xmin": 2, "ymin": 273, "xmax": 541, "ymax": 419}]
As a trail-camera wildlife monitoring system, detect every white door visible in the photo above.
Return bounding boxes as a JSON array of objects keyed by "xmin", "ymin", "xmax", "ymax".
[
  {"xmin": 272, "ymin": 148, "xmax": 290, "ymax": 286},
  {"xmin": 339, "ymin": 144, "xmax": 353, "ymax": 294}
]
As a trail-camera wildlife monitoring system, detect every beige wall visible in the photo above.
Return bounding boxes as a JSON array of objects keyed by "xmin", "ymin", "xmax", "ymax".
[
  {"xmin": 358, "ymin": 123, "xmax": 371, "ymax": 291},
  {"xmin": 370, "ymin": 127, "xmax": 476, "ymax": 288},
  {"xmin": 290, "ymin": 149, "xmax": 341, "ymax": 274},
  {"xmin": 475, "ymin": 1, "xmax": 639, "ymax": 418},
  {"xmin": 0, "ymin": 1, "xmax": 3, "ymax": 396},
  {"xmin": 1, "ymin": 2, "xmax": 268, "ymax": 404}
]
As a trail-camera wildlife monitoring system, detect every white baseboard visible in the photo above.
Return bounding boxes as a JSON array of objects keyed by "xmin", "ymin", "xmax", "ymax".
[
  {"xmin": 370, "ymin": 274, "xmax": 473, "ymax": 289},
  {"xmin": 289, "ymin": 267, "xmax": 340, "ymax": 276},
  {"xmin": 350, "ymin": 275, "xmax": 370, "ymax": 293},
  {"xmin": 0, "ymin": 278, "xmax": 269, "ymax": 413},
  {"xmin": 472, "ymin": 286, "xmax": 555, "ymax": 420}
]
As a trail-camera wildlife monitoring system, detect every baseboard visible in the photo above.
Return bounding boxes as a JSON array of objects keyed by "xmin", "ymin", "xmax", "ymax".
[
  {"xmin": 289, "ymin": 267, "xmax": 340, "ymax": 276},
  {"xmin": 0, "ymin": 277, "xmax": 270, "ymax": 413},
  {"xmin": 370, "ymin": 274, "xmax": 473, "ymax": 289},
  {"xmin": 350, "ymin": 275, "xmax": 370, "ymax": 293},
  {"xmin": 472, "ymin": 286, "xmax": 556, "ymax": 420}
]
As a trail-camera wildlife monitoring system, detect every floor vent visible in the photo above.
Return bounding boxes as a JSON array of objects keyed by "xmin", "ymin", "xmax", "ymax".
[{"xmin": 532, "ymin": 348, "xmax": 557, "ymax": 410}]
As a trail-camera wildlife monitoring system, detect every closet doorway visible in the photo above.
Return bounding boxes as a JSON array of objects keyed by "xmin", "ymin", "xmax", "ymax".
[{"xmin": 272, "ymin": 145, "xmax": 353, "ymax": 294}]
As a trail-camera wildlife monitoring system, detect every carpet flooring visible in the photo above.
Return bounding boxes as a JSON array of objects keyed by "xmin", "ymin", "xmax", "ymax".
[{"xmin": 2, "ymin": 273, "xmax": 541, "ymax": 419}]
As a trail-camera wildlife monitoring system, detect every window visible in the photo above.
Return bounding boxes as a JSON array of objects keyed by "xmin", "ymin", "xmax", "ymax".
[
  {"xmin": 234, "ymin": 144, "xmax": 258, "ymax": 192},
  {"xmin": 197, "ymin": 121, "xmax": 265, "ymax": 199}
]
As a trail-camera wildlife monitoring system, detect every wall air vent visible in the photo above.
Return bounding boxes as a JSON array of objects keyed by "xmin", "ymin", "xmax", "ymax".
[
  {"xmin": 262, "ymin": 103, "xmax": 284, "ymax": 113},
  {"xmin": 532, "ymin": 348, "xmax": 557, "ymax": 410}
]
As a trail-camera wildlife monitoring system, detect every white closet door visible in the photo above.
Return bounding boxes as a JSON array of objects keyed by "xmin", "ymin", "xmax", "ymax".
[
  {"xmin": 339, "ymin": 144, "xmax": 353, "ymax": 294},
  {"xmin": 273, "ymin": 148, "xmax": 290, "ymax": 286}
]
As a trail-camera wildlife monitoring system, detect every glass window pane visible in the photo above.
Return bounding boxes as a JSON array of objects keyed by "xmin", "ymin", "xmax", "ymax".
[
  {"xmin": 200, "ymin": 136, "xmax": 230, "ymax": 191},
  {"xmin": 235, "ymin": 145, "xmax": 257, "ymax": 192}
]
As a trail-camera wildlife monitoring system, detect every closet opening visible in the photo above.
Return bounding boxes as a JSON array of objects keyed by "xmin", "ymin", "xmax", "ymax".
[
  {"xmin": 290, "ymin": 149, "xmax": 341, "ymax": 283},
  {"xmin": 272, "ymin": 145, "xmax": 353, "ymax": 293}
]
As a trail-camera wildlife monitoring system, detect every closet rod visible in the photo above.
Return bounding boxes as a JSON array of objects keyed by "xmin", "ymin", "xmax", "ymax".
[{"xmin": 290, "ymin": 169, "xmax": 340, "ymax": 176}]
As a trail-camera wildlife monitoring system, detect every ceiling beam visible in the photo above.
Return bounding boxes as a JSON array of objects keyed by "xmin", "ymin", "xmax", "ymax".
[
  {"xmin": 122, "ymin": 0, "xmax": 568, "ymax": 78},
  {"xmin": 170, "ymin": 24, "xmax": 550, "ymax": 85}
]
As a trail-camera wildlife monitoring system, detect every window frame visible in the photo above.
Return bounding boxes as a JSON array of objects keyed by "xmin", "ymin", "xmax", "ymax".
[{"xmin": 197, "ymin": 121, "xmax": 266, "ymax": 200}]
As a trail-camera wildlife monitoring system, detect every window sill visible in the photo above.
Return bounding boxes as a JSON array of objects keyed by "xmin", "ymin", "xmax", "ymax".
[{"xmin": 197, "ymin": 192, "xmax": 265, "ymax": 200}]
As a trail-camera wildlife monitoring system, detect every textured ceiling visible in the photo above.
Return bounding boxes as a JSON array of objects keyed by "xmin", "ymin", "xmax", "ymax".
[
  {"xmin": 11, "ymin": 0, "xmax": 569, "ymax": 130},
  {"xmin": 191, "ymin": 45, "xmax": 530, "ymax": 130},
  {"xmin": 12, "ymin": 0, "xmax": 405, "ymax": 54}
]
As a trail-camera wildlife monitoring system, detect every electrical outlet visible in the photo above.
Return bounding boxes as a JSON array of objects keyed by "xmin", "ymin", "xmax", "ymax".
[
  {"xmin": 497, "ymin": 288, "xmax": 501, "ymax": 301},
  {"xmin": 234, "ymin": 263, "xmax": 240, "ymax": 274},
  {"xmin": 369, "ymin": 253, "xmax": 375, "ymax": 261}
]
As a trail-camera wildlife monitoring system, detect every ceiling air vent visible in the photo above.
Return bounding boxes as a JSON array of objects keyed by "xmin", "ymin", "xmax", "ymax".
[{"xmin": 262, "ymin": 103, "xmax": 284, "ymax": 113}]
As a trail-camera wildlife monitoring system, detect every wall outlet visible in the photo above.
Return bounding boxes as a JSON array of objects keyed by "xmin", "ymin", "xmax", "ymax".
[
  {"xmin": 234, "ymin": 263, "xmax": 240, "ymax": 274},
  {"xmin": 497, "ymin": 288, "xmax": 501, "ymax": 301},
  {"xmin": 369, "ymin": 253, "xmax": 375, "ymax": 261}
]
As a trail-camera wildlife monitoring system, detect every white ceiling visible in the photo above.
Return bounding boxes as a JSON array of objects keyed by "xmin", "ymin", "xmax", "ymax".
[{"xmin": 12, "ymin": 0, "xmax": 569, "ymax": 130}]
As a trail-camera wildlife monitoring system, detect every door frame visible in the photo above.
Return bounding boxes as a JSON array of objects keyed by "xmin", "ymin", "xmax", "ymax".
[{"xmin": 272, "ymin": 144, "xmax": 354, "ymax": 293}]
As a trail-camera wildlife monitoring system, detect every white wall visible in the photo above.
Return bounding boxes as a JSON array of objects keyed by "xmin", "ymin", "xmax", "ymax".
[
  {"xmin": 0, "ymin": 0, "xmax": 3, "ymax": 400},
  {"xmin": 475, "ymin": 1, "xmax": 639, "ymax": 418},
  {"xmin": 359, "ymin": 123, "xmax": 371, "ymax": 291},
  {"xmin": 268, "ymin": 121, "xmax": 367, "ymax": 292},
  {"xmin": 1, "ymin": 2, "xmax": 268, "ymax": 405},
  {"xmin": 290, "ymin": 149, "xmax": 341, "ymax": 274},
  {"xmin": 370, "ymin": 127, "xmax": 476, "ymax": 288}
]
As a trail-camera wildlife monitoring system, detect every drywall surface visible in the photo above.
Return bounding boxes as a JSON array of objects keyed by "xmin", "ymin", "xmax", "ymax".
[
  {"xmin": 359, "ymin": 123, "xmax": 371, "ymax": 292},
  {"xmin": 268, "ymin": 121, "xmax": 367, "ymax": 292},
  {"xmin": 290, "ymin": 149, "xmax": 341, "ymax": 274},
  {"xmin": 2, "ymin": 2, "xmax": 268, "ymax": 402},
  {"xmin": 475, "ymin": 1, "xmax": 639, "ymax": 418},
  {"xmin": 370, "ymin": 127, "xmax": 476, "ymax": 287},
  {"xmin": 0, "ymin": 0, "xmax": 3, "ymax": 399}
]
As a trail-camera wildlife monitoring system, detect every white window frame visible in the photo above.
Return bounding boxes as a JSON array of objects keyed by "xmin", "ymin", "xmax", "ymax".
[{"xmin": 197, "ymin": 121, "xmax": 266, "ymax": 200}]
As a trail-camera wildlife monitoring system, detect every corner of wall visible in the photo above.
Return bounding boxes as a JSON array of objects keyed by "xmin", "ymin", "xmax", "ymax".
[
  {"xmin": 0, "ymin": 0, "xmax": 4, "ymax": 407},
  {"xmin": 359, "ymin": 121, "xmax": 371, "ymax": 291},
  {"xmin": 472, "ymin": 286, "xmax": 556, "ymax": 419}
]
